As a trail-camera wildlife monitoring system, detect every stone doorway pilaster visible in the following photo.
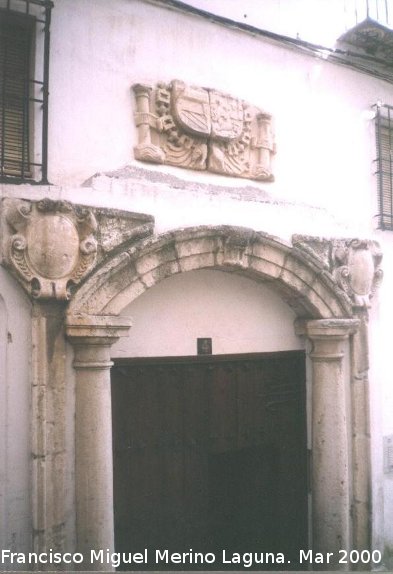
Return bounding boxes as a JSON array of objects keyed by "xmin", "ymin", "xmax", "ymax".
[
  {"xmin": 297, "ymin": 318, "xmax": 359, "ymax": 566},
  {"xmin": 66, "ymin": 315, "xmax": 131, "ymax": 568}
]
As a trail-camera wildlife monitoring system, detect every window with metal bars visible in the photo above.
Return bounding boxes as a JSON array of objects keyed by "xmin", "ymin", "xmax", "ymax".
[
  {"xmin": 375, "ymin": 103, "xmax": 393, "ymax": 230},
  {"xmin": 0, "ymin": 0, "xmax": 52, "ymax": 184}
]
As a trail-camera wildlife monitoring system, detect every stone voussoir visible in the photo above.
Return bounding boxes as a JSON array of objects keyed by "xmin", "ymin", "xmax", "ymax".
[
  {"xmin": 178, "ymin": 253, "xmax": 216, "ymax": 273},
  {"xmin": 138, "ymin": 259, "xmax": 181, "ymax": 289},
  {"xmin": 174, "ymin": 236, "xmax": 221, "ymax": 259},
  {"xmin": 308, "ymin": 272, "xmax": 352, "ymax": 319},
  {"xmin": 69, "ymin": 251, "xmax": 133, "ymax": 314},
  {"xmin": 251, "ymin": 240, "xmax": 289, "ymax": 266},
  {"xmin": 103, "ymin": 279, "xmax": 147, "ymax": 315},
  {"xmin": 134, "ymin": 242, "xmax": 178, "ymax": 276},
  {"xmin": 248, "ymin": 254, "xmax": 284, "ymax": 280}
]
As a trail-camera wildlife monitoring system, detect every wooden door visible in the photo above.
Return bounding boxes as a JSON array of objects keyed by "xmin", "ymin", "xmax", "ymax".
[{"xmin": 111, "ymin": 351, "xmax": 307, "ymax": 570}]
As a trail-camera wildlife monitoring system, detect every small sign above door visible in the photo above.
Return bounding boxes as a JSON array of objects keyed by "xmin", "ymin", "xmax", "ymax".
[{"xmin": 197, "ymin": 337, "xmax": 212, "ymax": 355}]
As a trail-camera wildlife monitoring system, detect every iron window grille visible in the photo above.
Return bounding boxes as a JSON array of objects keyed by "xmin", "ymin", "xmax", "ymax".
[
  {"xmin": 0, "ymin": 0, "xmax": 52, "ymax": 184},
  {"xmin": 375, "ymin": 103, "xmax": 393, "ymax": 230}
]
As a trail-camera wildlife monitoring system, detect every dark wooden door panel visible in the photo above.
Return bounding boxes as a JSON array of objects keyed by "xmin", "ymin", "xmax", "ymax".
[{"xmin": 111, "ymin": 351, "xmax": 307, "ymax": 570}]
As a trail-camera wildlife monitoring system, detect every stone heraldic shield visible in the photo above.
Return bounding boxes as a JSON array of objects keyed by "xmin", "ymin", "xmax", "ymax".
[
  {"xmin": 132, "ymin": 80, "xmax": 276, "ymax": 181},
  {"xmin": 171, "ymin": 80, "xmax": 211, "ymax": 137},
  {"xmin": 171, "ymin": 81, "xmax": 244, "ymax": 141},
  {"xmin": 209, "ymin": 90, "xmax": 244, "ymax": 141}
]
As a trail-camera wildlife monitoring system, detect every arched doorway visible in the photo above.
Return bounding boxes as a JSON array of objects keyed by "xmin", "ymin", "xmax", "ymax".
[
  {"xmin": 66, "ymin": 225, "xmax": 366, "ymax": 570},
  {"xmin": 110, "ymin": 270, "xmax": 308, "ymax": 569}
]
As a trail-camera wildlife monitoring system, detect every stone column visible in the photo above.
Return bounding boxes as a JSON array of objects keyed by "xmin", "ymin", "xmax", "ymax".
[
  {"xmin": 132, "ymin": 83, "xmax": 164, "ymax": 163},
  {"xmin": 66, "ymin": 314, "xmax": 132, "ymax": 570},
  {"xmin": 297, "ymin": 318, "xmax": 358, "ymax": 567},
  {"xmin": 254, "ymin": 112, "xmax": 274, "ymax": 180},
  {"xmin": 133, "ymin": 84, "xmax": 153, "ymax": 148}
]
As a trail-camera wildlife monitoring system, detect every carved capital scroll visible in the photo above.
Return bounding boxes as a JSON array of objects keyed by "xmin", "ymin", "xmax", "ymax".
[
  {"xmin": 132, "ymin": 80, "xmax": 276, "ymax": 182},
  {"xmin": 1, "ymin": 198, "xmax": 98, "ymax": 300}
]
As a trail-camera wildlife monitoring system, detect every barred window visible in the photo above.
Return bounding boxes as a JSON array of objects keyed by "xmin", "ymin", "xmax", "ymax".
[
  {"xmin": 0, "ymin": 0, "xmax": 52, "ymax": 184},
  {"xmin": 375, "ymin": 103, "xmax": 393, "ymax": 230}
]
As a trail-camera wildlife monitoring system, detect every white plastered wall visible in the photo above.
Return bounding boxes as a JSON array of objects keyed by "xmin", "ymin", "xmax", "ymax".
[
  {"xmin": 369, "ymin": 232, "xmax": 393, "ymax": 563},
  {"xmin": 111, "ymin": 269, "xmax": 303, "ymax": 358},
  {"xmin": 0, "ymin": 269, "xmax": 32, "ymax": 562},
  {"xmin": 45, "ymin": 0, "xmax": 385, "ymax": 235}
]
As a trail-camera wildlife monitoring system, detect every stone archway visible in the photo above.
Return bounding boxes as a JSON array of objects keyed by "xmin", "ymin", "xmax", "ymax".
[
  {"xmin": 65, "ymin": 225, "xmax": 381, "ymax": 570},
  {"xmin": 67, "ymin": 226, "xmax": 353, "ymax": 319}
]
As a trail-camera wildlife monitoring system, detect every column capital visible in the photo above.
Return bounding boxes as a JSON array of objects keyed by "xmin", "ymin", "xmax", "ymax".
[
  {"xmin": 132, "ymin": 83, "xmax": 153, "ymax": 96},
  {"xmin": 295, "ymin": 318, "xmax": 359, "ymax": 340},
  {"xmin": 66, "ymin": 313, "xmax": 132, "ymax": 343},
  {"xmin": 296, "ymin": 318, "xmax": 359, "ymax": 363},
  {"xmin": 66, "ymin": 314, "xmax": 132, "ymax": 371}
]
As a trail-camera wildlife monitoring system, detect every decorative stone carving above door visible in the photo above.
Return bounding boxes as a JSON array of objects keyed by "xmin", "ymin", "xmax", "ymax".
[
  {"xmin": 1, "ymin": 198, "xmax": 98, "ymax": 300},
  {"xmin": 0, "ymin": 198, "xmax": 154, "ymax": 300},
  {"xmin": 132, "ymin": 80, "xmax": 276, "ymax": 181},
  {"xmin": 292, "ymin": 235, "xmax": 383, "ymax": 311}
]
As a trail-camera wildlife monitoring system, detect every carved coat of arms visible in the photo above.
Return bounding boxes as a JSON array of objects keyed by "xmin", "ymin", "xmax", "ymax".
[
  {"xmin": 1, "ymin": 198, "xmax": 97, "ymax": 300},
  {"xmin": 132, "ymin": 80, "xmax": 276, "ymax": 181}
]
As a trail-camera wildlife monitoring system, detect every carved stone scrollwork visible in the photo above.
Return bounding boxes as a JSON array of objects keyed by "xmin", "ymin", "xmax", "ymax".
[
  {"xmin": 132, "ymin": 80, "xmax": 276, "ymax": 181},
  {"xmin": 2, "ymin": 198, "xmax": 98, "ymax": 300},
  {"xmin": 292, "ymin": 235, "xmax": 383, "ymax": 311},
  {"xmin": 332, "ymin": 239, "xmax": 383, "ymax": 309}
]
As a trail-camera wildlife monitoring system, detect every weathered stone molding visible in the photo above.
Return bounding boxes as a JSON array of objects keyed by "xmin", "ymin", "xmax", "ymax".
[
  {"xmin": 66, "ymin": 315, "xmax": 132, "ymax": 569},
  {"xmin": 132, "ymin": 80, "xmax": 276, "ymax": 181},
  {"xmin": 68, "ymin": 226, "xmax": 354, "ymax": 319},
  {"xmin": 1, "ymin": 196, "xmax": 381, "ymax": 315}
]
